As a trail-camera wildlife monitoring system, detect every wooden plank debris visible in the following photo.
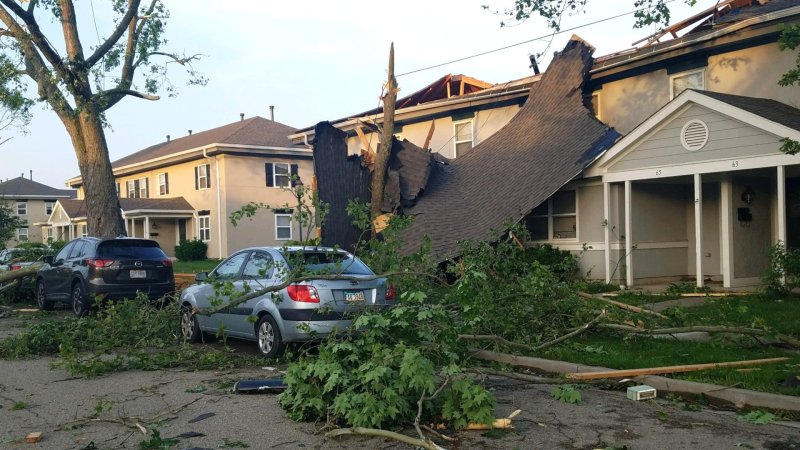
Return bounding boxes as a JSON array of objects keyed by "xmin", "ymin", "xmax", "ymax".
[
  {"xmin": 577, "ymin": 291, "xmax": 668, "ymax": 320},
  {"xmin": 566, "ymin": 357, "xmax": 789, "ymax": 381}
]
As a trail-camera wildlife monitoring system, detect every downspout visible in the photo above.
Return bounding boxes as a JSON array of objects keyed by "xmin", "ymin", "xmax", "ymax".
[{"xmin": 203, "ymin": 147, "xmax": 224, "ymax": 259}]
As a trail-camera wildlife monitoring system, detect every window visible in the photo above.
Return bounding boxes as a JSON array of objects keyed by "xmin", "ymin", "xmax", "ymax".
[
  {"xmin": 16, "ymin": 201, "xmax": 27, "ymax": 215},
  {"xmin": 195, "ymin": 164, "xmax": 211, "ymax": 190},
  {"xmin": 47, "ymin": 227, "xmax": 54, "ymax": 240},
  {"xmin": 275, "ymin": 214, "xmax": 292, "ymax": 240},
  {"xmin": 158, "ymin": 173, "xmax": 169, "ymax": 195},
  {"xmin": 198, "ymin": 215, "xmax": 211, "ymax": 241},
  {"xmin": 17, "ymin": 228, "xmax": 28, "ymax": 241},
  {"xmin": 670, "ymin": 69, "xmax": 704, "ymax": 99},
  {"xmin": 243, "ymin": 252, "xmax": 274, "ymax": 279},
  {"xmin": 524, "ymin": 190, "xmax": 578, "ymax": 241},
  {"xmin": 127, "ymin": 180, "xmax": 136, "ymax": 198},
  {"xmin": 138, "ymin": 177, "xmax": 149, "ymax": 198},
  {"xmin": 266, "ymin": 162, "xmax": 298, "ymax": 188},
  {"xmin": 213, "ymin": 252, "xmax": 248, "ymax": 280},
  {"xmin": 453, "ymin": 119, "xmax": 474, "ymax": 157},
  {"xmin": 45, "ymin": 201, "xmax": 55, "ymax": 215},
  {"xmin": 590, "ymin": 93, "xmax": 600, "ymax": 119},
  {"xmin": 80, "ymin": 224, "xmax": 88, "ymax": 237}
]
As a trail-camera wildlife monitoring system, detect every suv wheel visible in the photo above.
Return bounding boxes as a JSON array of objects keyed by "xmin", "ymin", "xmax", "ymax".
[
  {"xmin": 71, "ymin": 283, "xmax": 89, "ymax": 317},
  {"xmin": 256, "ymin": 315, "xmax": 284, "ymax": 358},
  {"xmin": 36, "ymin": 281, "xmax": 54, "ymax": 311},
  {"xmin": 180, "ymin": 305, "xmax": 201, "ymax": 343}
]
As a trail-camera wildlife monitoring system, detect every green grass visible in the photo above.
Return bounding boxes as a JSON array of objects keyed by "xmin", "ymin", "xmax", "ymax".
[
  {"xmin": 546, "ymin": 294, "xmax": 800, "ymax": 395},
  {"xmin": 172, "ymin": 259, "xmax": 222, "ymax": 274}
]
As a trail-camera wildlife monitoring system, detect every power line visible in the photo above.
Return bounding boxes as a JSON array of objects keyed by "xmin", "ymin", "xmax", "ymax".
[{"xmin": 397, "ymin": 0, "xmax": 677, "ymax": 77}]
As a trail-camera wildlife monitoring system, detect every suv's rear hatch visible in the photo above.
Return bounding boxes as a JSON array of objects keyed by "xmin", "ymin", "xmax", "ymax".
[{"xmin": 96, "ymin": 240, "xmax": 173, "ymax": 284}]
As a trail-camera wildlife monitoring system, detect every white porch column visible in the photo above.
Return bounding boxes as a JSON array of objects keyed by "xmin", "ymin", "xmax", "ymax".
[
  {"xmin": 694, "ymin": 173, "xmax": 704, "ymax": 288},
  {"xmin": 144, "ymin": 216, "xmax": 150, "ymax": 239},
  {"xmin": 778, "ymin": 165, "xmax": 787, "ymax": 245},
  {"xmin": 130, "ymin": 219, "xmax": 135, "ymax": 238},
  {"xmin": 720, "ymin": 178, "xmax": 734, "ymax": 288},
  {"xmin": 603, "ymin": 182, "xmax": 611, "ymax": 284},
  {"xmin": 69, "ymin": 224, "xmax": 74, "ymax": 240},
  {"xmin": 624, "ymin": 180, "xmax": 633, "ymax": 287}
]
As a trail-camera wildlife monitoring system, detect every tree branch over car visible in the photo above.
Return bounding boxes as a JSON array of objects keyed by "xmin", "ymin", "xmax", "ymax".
[{"xmin": 0, "ymin": 0, "xmax": 206, "ymax": 237}]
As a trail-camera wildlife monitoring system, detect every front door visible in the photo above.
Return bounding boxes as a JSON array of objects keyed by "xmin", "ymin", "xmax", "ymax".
[{"xmin": 178, "ymin": 219, "xmax": 187, "ymax": 243}]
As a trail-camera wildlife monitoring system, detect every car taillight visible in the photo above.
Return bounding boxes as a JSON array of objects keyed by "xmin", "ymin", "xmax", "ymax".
[
  {"xmin": 86, "ymin": 259, "xmax": 115, "ymax": 268},
  {"xmin": 161, "ymin": 259, "xmax": 173, "ymax": 267},
  {"xmin": 385, "ymin": 284, "xmax": 396, "ymax": 301},
  {"xmin": 10, "ymin": 264, "xmax": 21, "ymax": 271},
  {"xmin": 287, "ymin": 285, "xmax": 320, "ymax": 303}
]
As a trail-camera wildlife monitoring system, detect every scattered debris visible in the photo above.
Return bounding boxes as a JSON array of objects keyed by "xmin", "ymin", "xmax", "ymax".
[
  {"xmin": 24, "ymin": 432, "xmax": 42, "ymax": 443},
  {"xmin": 568, "ymin": 358, "xmax": 789, "ymax": 381},
  {"xmin": 232, "ymin": 379, "xmax": 287, "ymax": 394},
  {"xmin": 627, "ymin": 385, "xmax": 657, "ymax": 401},
  {"xmin": 187, "ymin": 412, "xmax": 215, "ymax": 424},
  {"xmin": 577, "ymin": 291, "xmax": 669, "ymax": 320},
  {"xmin": 463, "ymin": 409, "xmax": 521, "ymax": 430},
  {"xmin": 173, "ymin": 431, "xmax": 206, "ymax": 439},
  {"xmin": 780, "ymin": 374, "xmax": 800, "ymax": 388}
]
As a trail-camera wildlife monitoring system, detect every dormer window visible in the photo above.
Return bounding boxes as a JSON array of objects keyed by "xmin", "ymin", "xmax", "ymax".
[{"xmin": 670, "ymin": 69, "xmax": 704, "ymax": 99}]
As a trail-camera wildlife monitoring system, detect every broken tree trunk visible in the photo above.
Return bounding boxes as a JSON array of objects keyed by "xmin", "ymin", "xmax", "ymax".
[
  {"xmin": 566, "ymin": 357, "xmax": 789, "ymax": 380},
  {"xmin": 370, "ymin": 43, "xmax": 398, "ymax": 232},
  {"xmin": 0, "ymin": 263, "xmax": 43, "ymax": 284},
  {"xmin": 577, "ymin": 291, "xmax": 669, "ymax": 320}
]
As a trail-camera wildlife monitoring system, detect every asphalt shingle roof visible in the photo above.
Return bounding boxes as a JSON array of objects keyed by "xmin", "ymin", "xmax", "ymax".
[
  {"xmin": 58, "ymin": 197, "xmax": 194, "ymax": 218},
  {"xmin": 110, "ymin": 116, "xmax": 299, "ymax": 169},
  {"xmin": 695, "ymin": 89, "xmax": 800, "ymax": 130},
  {"xmin": 399, "ymin": 38, "xmax": 619, "ymax": 261},
  {"xmin": 0, "ymin": 177, "xmax": 75, "ymax": 198}
]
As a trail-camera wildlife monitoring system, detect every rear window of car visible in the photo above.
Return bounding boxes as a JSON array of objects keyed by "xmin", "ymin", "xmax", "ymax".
[
  {"xmin": 284, "ymin": 251, "xmax": 373, "ymax": 275},
  {"xmin": 97, "ymin": 240, "xmax": 167, "ymax": 259}
]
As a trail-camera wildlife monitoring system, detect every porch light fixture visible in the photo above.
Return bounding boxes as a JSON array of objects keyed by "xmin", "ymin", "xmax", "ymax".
[{"xmin": 741, "ymin": 186, "xmax": 755, "ymax": 205}]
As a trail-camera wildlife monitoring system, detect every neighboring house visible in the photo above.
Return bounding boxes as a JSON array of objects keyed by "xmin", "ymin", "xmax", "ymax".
[
  {"xmin": 0, "ymin": 176, "xmax": 75, "ymax": 248},
  {"xmin": 401, "ymin": 0, "xmax": 800, "ymax": 289},
  {"xmin": 55, "ymin": 116, "xmax": 313, "ymax": 258}
]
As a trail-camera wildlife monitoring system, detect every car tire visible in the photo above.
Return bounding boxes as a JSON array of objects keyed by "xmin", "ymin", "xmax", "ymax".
[
  {"xmin": 71, "ymin": 282, "xmax": 89, "ymax": 318},
  {"xmin": 180, "ymin": 305, "xmax": 201, "ymax": 343},
  {"xmin": 255, "ymin": 315, "xmax": 284, "ymax": 358},
  {"xmin": 35, "ymin": 280, "xmax": 54, "ymax": 311}
]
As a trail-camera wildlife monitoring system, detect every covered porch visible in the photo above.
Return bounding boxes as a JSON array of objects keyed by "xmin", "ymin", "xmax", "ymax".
[{"xmin": 590, "ymin": 89, "xmax": 800, "ymax": 288}]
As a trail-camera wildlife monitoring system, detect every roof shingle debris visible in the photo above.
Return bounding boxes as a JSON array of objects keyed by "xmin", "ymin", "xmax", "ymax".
[{"xmin": 399, "ymin": 37, "xmax": 620, "ymax": 261}]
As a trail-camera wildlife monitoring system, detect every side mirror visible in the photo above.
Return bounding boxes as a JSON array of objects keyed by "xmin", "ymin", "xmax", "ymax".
[
  {"xmin": 42, "ymin": 255, "xmax": 54, "ymax": 265},
  {"xmin": 195, "ymin": 272, "xmax": 208, "ymax": 283}
]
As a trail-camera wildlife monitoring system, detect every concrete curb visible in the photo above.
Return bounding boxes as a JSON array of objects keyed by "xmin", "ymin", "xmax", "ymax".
[{"xmin": 472, "ymin": 350, "xmax": 800, "ymax": 412}]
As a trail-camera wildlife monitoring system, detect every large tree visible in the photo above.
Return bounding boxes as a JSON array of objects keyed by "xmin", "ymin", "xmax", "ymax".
[{"xmin": 0, "ymin": 0, "xmax": 203, "ymax": 237}]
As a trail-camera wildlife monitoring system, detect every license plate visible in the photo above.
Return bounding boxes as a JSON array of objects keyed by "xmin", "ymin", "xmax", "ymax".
[
  {"xmin": 344, "ymin": 290, "xmax": 365, "ymax": 303},
  {"xmin": 130, "ymin": 270, "xmax": 147, "ymax": 279}
]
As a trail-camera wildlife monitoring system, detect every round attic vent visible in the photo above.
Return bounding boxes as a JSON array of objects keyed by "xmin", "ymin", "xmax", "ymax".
[{"xmin": 680, "ymin": 120, "xmax": 709, "ymax": 151}]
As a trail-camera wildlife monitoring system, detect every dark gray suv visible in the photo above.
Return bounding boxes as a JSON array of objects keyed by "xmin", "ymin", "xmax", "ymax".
[{"xmin": 36, "ymin": 237, "xmax": 175, "ymax": 316}]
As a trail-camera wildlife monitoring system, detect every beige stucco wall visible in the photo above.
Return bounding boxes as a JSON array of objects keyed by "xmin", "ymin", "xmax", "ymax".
[
  {"xmin": 595, "ymin": 42, "xmax": 800, "ymax": 135},
  {"xmin": 222, "ymin": 155, "xmax": 316, "ymax": 254},
  {"xmin": 2, "ymin": 199, "xmax": 56, "ymax": 248},
  {"xmin": 346, "ymin": 104, "xmax": 522, "ymax": 160}
]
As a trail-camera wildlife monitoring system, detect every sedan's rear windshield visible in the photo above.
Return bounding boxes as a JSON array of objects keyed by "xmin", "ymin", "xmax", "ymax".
[
  {"xmin": 284, "ymin": 252, "xmax": 373, "ymax": 275},
  {"xmin": 98, "ymin": 240, "xmax": 167, "ymax": 259}
]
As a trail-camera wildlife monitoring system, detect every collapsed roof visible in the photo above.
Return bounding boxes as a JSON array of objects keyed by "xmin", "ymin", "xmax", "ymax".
[{"xmin": 399, "ymin": 37, "xmax": 620, "ymax": 261}]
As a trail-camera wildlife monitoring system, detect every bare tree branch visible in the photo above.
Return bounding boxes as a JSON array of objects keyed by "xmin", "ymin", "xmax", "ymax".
[
  {"xmin": 133, "ymin": 51, "xmax": 204, "ymax": 69},
  {"xmin": 85, "ymin": 0, "xmax": 144, "ymax": 67},
  {"xmin": 99, "ymin": 88, "xmax": 160, "ymax": 101},
  {"xmin": 57, "ymin": 0, "xmax": 85, "ymax": 62},
  {"xmin": 0, "ymin": 1, "xmax": 70, "ymax": 83}
]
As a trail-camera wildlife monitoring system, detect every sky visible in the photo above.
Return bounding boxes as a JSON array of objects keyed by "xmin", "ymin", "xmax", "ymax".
[{"xmin": 1, "ymin": 0, "xmax": 708, "ymax": 188}]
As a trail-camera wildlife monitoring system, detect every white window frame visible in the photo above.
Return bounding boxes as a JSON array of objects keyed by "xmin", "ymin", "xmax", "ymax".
[
  {"xmin": 272, "ymin": 163, "xmax": 291, "ymax": 188},
  {"xmin": 275, "ymin": 213, "xmax": 292, "ymax": 241},
  {"xmin": 158, "ymin": 173, "xmax": 168, "ymax": 196},
  {"xmin": 529, "ymin": 189, "xmax": 579, "ymax": 242},
  {"xmin": 669, "ymin": 68, "xmax": 705, "ymax": 100},
  {"xmin": 16, "ymin": 201, "xmax": 27, "ymax": 216},
  {"xmin": 196, "ymin": 164, "xmax": 209, "ymax": 191},
  {"xmin": 138, "ymin": 177, "xmax": 148, "ymax": 198},
  {"xmin": 127, "ymin": 180, "xmax": 136, "ymax": 198},
  {"xmin": 45, "ymin": 201, "xmax": 55, "ymax": 216},
  {"xmin": 452, "ymin": 118, "xmax": 474, "ymax": 158},
  {"xmin": 198, "ymin": 216, "xmax": 211, "ymax": 242},
  {"xmin": 17, "ymin": 227, "xmax": 28, "ymax": 241}
]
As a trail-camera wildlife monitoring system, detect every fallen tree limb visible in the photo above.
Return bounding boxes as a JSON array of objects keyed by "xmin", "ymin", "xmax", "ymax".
[
  {"xmin": 577, "ymin": 291, "xmax": 669, "ymax": 320},
  {"xmin": 566, "ymin": 357, "xmax": 789, "ymax": 381},
  {"xmin": 0, "ymin": 262, "xmax": 42, "ymax": 284},
  {"xmin": 599, "ymin": 323, "xmax": 800, "ymax": 349},
  {"xmin": 0, "ymin": 280, "xmax": 19, "ymax": 294},
  {"xmin": 458, "ymin": 310, "xmax": 606, "ymax": 354},
  {"xmin": 325, "ymin": 427, "xmax": 446, "ymax": 450}
]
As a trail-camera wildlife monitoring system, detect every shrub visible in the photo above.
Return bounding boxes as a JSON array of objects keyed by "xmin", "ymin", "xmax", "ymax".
[
  {"xmin": 763, "ymin": 242, "xmax": 800, "ymax": 296},
  {"xmin": 175, "ymin": 239, "xmax": 207, "ymax": 261},
  {"xmin": 13, "ymin": 241, "xmax": 50, "ymax": 261}
]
